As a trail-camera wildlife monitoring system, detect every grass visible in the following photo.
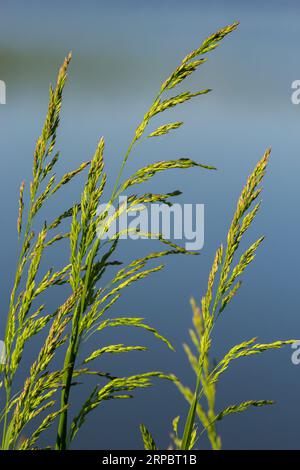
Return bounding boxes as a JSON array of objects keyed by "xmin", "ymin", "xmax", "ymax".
[
  {"xmin": 140, "ymin": 150, "xmax": 295, "ymax": 450},
  {"xmin": 1, "ymin": 21, "xmax": 292, "ymax": 451},
  {"xmin": 0, "ymin": 22, "xmax": 240, "ymax": 450}
]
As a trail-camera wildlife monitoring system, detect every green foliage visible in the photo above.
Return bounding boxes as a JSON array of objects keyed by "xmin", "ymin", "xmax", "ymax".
[{"xmin": 0, "ymin": 22, "xmax": 238, "ymax": 450}]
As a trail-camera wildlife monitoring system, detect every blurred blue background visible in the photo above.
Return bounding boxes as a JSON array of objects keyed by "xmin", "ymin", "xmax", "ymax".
[{"xmin": 0, "ymin": 0, "xmax": 299, "ymax": 450}]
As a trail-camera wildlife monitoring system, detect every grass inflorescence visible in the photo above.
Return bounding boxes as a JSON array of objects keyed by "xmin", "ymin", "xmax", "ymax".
[
  {"xmin": 140, "ymin": 151, "xmax": 296, "ymax": 450},
  {"xmin": 3, "ymin": 21, "xmax": 291, "ymax": 451},
  {"xmin": 0, "ymin": 22, "xmax": 240, "ymax": 450}
]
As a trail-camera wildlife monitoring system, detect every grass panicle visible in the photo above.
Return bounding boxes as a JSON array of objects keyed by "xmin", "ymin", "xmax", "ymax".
[
  {"xmin": 139, "ymin": 151, "xmax": 296, "ymax": 451},
  {"xmin": 177, "ymin": 151, "xmax": 295, "ymax": 450}
]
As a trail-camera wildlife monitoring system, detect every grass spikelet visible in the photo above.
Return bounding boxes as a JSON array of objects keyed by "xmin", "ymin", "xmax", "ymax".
[
  {"xmin": 96, "ymin": 317, "xmax": 174, "ymax": 351},
  {"xmin": 140, "ymin": 424, "xmax": 157, "ymax": 450},
  {"xmin": 83, "ymin": 344, "xmax": 147, "ymax": 364},
  {"xmin": 182, "ymin": 23, "xmax": 239, "ymax": 63},
  {"xmin": 17, "ymin": 181, "xmax": 25, "ymax": 238},
  {"xmin": 215, "ymin": 400, "xmax": 274, "ymax": 422},
  {"xmin": 51, "ymin": 161, "xmax": 90, "ymax": 195},
  {"xmin": 148, "ymin": 121, "xmax": 183, "ymax": 138},
  {"xmin": 160, "ymin": 22, "xmax": 238, "ymax": 92},
  {"xmin": 120, "ymin": 158, "xmax": 216, "ymax": 193}
]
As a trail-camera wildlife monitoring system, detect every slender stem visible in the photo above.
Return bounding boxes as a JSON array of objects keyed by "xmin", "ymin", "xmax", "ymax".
[
  {"xmin": 55, "ymin": 309, "xmax": 80, "ymax": 450},
  {"xmin": 110, "ymin": 138, "xmax": 136, "ymax": 202},
  {"xmin": 1, "ymin": 389, "xmax": 11, "ymax": 449},
  {"xmin": 181, "ymin": 360, "xmax": 202, "ymax": 450},
  {"xmin": 56, "ymin": 240, "xmax": 99, "ymax": 450},
  {"xmin": 110, "ymin": 90, "xmax": 162, "ymax": 203}
]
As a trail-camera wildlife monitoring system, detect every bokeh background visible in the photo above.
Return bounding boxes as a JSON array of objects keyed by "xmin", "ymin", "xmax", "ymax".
[{"xmin": 0, "ymin": 0, "xmax": 299, "ymax": 449}]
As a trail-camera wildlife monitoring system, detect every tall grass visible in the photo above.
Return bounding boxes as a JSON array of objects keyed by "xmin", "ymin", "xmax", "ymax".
[
  {"xmin": 0, "ymin": 23, "xmax": 238, "ymax": 449},
  {"xmin": 140, "ymin": 150, "xmax": 295, "ymax": 451}
]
